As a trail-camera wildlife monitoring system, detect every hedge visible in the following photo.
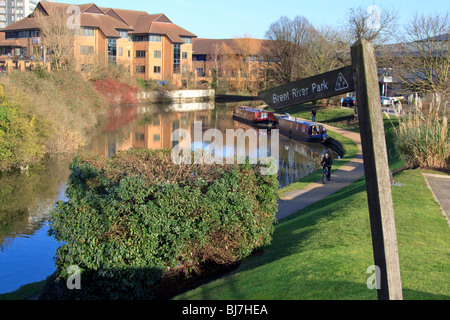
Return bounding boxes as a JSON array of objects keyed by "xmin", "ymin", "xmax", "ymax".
[{"xmin": 42, "ymin": 149, "xmax": 279, "ymax": 299}]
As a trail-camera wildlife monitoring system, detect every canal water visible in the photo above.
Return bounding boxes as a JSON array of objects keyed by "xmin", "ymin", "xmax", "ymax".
[{"xmin": 0, "ymin": 101, "xmax": 326, "ymax": 294}]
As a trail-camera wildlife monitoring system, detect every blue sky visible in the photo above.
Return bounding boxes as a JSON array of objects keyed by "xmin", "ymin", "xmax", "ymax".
[{"xmin": 60, "ymin": 0, "xmax": 449, "ymax": 39}]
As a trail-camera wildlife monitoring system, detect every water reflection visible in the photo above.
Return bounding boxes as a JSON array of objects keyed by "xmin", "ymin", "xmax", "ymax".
[
  {"xmin": 0, "ymin": 101, "xmax": 325, "ymax": 294},
  {"xmin": 0, "ymin": 155, "xmax": 71, "ymax": 294},
  {"xmin": 84, "ymin": 102, "xmax": 324, "ymax": 188}
]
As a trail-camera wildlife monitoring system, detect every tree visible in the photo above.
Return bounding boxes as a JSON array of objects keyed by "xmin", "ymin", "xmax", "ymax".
[
  {"xmin": 345, "ymin": 5, "xmax": 398, "ymax": 47},
  {"xmin": 264, "ymin": 16, "xmax": 316, "ymax": 84},
  {"xmin": 303, "ymin": 25, "xmax": 348, "ymax": 77},
  {"xmin": 210, "ymin": 42, "xmax": 222, "ymax": 91},
  {"xmin": 222, "ymin": 36, "xmax": 262, "ymax": 92},
  {"xmin": 393, "ymin": 12, "xmax": 450, "ymax": 98},
  {"xmin": 33, "ymin": 6, "xmax": 75, "ymax": 70}
]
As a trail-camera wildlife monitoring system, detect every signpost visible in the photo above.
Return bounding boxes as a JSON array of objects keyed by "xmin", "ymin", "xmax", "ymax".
[
  {"xmin": 258, "ymin": 66, "xmax": 355, "ymax": 109},
  {"xmin": 258, "ymin": 39, "xmax": 403, "ymax": 300}
]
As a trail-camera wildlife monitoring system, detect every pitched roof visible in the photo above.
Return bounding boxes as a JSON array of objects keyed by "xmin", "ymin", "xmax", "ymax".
[
  {"xmin": 0, "ymin": 1, "xmax": 132, "ymax": 37},
  {"xmin": 193, "ymin": 38, "xmax": 269, "ymax": 55},
  {"xmin": 0, "ymin": 1, "xmax": 196, "ymax": 42},
  {"xmin": 102, "ymin": 10, "xmax": 196, "ymax": 42}
]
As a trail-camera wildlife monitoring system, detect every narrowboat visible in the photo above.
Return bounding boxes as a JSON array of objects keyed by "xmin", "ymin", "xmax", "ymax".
[
  {"xmin": 233, "ymin": 106, "xmax": 276, "ymax": 127},
  {"xmin": 276, "ymin": 113, "xmax": 328, "ymax": 142}
]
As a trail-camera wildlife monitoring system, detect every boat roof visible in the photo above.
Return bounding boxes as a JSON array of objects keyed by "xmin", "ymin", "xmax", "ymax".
[
  {"xmin": 279, "ymin": 116, "xmax": 324, "ymax": 126},
  {"xmin": 237, "ymin": 106, "xmax": 264, "ymax": 113}
]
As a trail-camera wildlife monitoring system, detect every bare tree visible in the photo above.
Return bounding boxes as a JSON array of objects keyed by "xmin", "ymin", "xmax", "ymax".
[
  {"xmin": 393, "ymin": 12, "xmax": 450, "ymax": 98},
  {"xmin": 264, "ymin": 15, "xmax": 316, "ymax": 84},
  {"xmin": 33, "ymin": 6, "xmax": 75, "ymax": 70},
  {"xmin": 221, "ymin": 36, "xmax": 261, "ymax": 92},
  {"xmin": 345, "ymin": 5, "xmax": 399, "ymax": 46},
  {"xmin": 210, "ymin": 42, "xmax": 222, "ymax": 90},
  {"xmin": 303, "ymin": 25, "xmax": 348, "ymax": 77}
]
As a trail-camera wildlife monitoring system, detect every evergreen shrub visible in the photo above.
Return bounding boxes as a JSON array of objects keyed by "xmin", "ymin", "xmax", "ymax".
[{"xmin": 45, "ymin": 149, "xmax": 278, "ymax": 299}]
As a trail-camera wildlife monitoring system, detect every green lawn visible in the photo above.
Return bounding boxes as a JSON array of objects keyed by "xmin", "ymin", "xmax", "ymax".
[
  {"xmin": 268, "ymin": 102, "xmax": 359, "ymax": 132},
  {"xmin": 0, "ymin": 281, "xmax": 45, "ymax": 300},
  {"xmin": 175, "ymin": 105, "xmax": 450, "ymax": 300},
  {"xmin": 175, "ymin": 168, "xmax": 450, "ymax": 300}
]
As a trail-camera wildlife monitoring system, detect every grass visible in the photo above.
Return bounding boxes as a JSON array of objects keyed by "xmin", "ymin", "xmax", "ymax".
[
  {"xmin": 175, "ymin": 169, "xmax": 450, "ymax": 300},
  {"xmin": 174, "ymin": 105, "xmax": 450, "ymax": 300},
  {"xmin": 268, "ymin": 102, "xmax": 359, "ymax": 132},
  {"xmin": 0, "ymin": 281, "xmax": 45, "ymax": 300}
]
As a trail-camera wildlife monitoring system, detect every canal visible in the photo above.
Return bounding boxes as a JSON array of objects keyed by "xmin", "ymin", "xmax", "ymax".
[{"xmin": 0, "ymin": 101, "xmax": 326, "ymax": 294}]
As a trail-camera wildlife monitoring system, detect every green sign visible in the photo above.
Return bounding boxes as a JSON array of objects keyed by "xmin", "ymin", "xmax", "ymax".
[{"xmin": 258, "ymin": 66, "xmax": 355, "ymax": 110}]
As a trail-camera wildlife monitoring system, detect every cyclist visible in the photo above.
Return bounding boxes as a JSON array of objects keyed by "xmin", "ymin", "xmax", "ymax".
[{"xmin": 321, "ymin": 152, "xmax": 333, "ymax": 181}]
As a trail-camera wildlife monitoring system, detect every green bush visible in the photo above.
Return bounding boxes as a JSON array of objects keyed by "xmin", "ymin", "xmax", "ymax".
[
  {"xmin": 136, "ymin": 78, "xmax": 158, "ymax": 91},
  {"xmin": 44, "ymin": 149, "xmax": 278, "ymax": 300},
  {"xmin": 0, "ymin": 87, "xmax": 47, "ymax": 172}
]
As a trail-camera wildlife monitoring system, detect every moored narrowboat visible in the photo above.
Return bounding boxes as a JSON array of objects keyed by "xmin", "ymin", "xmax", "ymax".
[
  {"xmin": 276, "ymin": 113, "xmax": 328, "ymax": 142},
  {"xmin": 233, "ymin": 106, "xmax": 276, "ymax": 126}
]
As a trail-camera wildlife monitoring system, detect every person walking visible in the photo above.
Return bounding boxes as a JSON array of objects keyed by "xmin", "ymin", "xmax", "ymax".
[{"xmin": 311, "ymin": 108, "xmax": 317, "ymax": 122}]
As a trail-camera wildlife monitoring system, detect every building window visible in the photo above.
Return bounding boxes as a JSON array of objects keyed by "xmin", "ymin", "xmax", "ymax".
[
  {"xmin": 74, "ymin": 27, "xmax": 95, "ymax": 36},
  {"xmin": 193, "ymin": 54, "xmax": 206, "ymax": 62},
  {"xmin": 182, "ymin": 52, "xmax": 188, "ymax": 59},
  {"xmin": 181, "ymin": 37, "xmax": 192, "ymax": 44},
  {"xmin": 195, "ymin": 68, "xmax": 204, "ymax": 76},
  {"xmin": 132, "ymin": 34, "xmax": 162, "ymax": 42},
  {"xmin": 133, "ymin": 35, "xmax": 148, "ymax": 42},
  {"xmin": 80, "ymin": 46, "xmax": 94, "ymax": 55},
  {"xmin": 108, "ymin": 38, "xmax": 117, "ymax": 63},
  {"xmin": 5, "ymin": 30, "xmax": 39, "ymax": 39},
  {"xmin": 135, "ymin": 133, "xmax": 145, "ymax": 141},
  {"xmin": 154, "ymin": 50, "xmax": 161, "ymax": 58},
  {"xmin": 118, "ymin": 47, "xmax": 123, "ymax": 56},
  {"xmin": 136, "ymin": 65, "xmax": 145, "ymax": 73},
  {"xmin": 117, "ymin": 30, "xmax": 128, "ymax": 38},
  {"xmin": 154, "ymin": 66, "xmax": 161, "ymax": 73},
  {"xmin": 136, "ymin": 50, "xmax": 146, "ymax": 58},
  {"xmin": 149, "ymin": 34, "xmax": 161, "ymax": 42},
  {"xmin": 173, "ymin": 44, "xmax": 181, "ymax": 74},
  {"xmin": 153, "ymin": 134, "xmax": 161, "ymax": 142}
]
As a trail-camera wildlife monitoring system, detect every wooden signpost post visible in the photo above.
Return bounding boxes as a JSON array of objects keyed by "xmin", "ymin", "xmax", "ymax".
[{"xmin": 258, "ymin": 39, "xmax": 403, "ymax": 300}]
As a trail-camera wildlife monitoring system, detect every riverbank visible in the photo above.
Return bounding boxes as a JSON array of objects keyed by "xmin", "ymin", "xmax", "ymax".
[
  {"xmin": 175, "ymin": 105, "xmax": 450, "ymax": 300},
  {"xmin": 0, "ymin": 69, "xmax": 108, "ymax": 172}
]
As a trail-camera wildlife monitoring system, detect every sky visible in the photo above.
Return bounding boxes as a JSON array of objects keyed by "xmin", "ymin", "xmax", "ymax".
[{"xmin": 58, "ymin": 0, "xmax": 449, "ymax": 40}]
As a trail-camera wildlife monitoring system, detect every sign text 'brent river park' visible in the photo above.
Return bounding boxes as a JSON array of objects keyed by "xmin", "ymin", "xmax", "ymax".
[{"xmin": 258, "ymin": 66, "xmax": 355, "ymax": 110}]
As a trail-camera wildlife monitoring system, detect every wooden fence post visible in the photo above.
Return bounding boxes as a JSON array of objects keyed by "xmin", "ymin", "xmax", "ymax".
[{"xmin": 351, "ymin": 39, "xmax": 403, "ymax": 300}]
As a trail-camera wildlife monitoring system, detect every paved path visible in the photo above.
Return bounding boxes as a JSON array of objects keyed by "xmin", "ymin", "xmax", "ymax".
[
  {"xmin": 276, "ymin": 120, "xmax": 364, "ymax": 220},
  {"xmin": 423, "ymin": 173, "xmax": 450, "ymax": 225}
]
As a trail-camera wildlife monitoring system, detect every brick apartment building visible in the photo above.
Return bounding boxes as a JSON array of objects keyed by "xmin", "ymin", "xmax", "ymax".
[
  {"xmin": 192, "ymin": 38, "xmax": 275, "ymax": 91},
  {"xmin": 0, "ymin": 1, "xmax": 196, "ymax": 85}
]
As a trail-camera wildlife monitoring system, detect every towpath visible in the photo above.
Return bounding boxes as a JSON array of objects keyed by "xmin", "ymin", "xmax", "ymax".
[{"xmin": 276, "ymin": 119, "xmax": 365, "ymax": 220}]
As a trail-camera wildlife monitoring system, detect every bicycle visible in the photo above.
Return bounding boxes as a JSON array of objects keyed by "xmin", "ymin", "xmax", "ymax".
[{"xmin": 322, "ymin": 166, "xmax": 331, "ymax": 184}]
